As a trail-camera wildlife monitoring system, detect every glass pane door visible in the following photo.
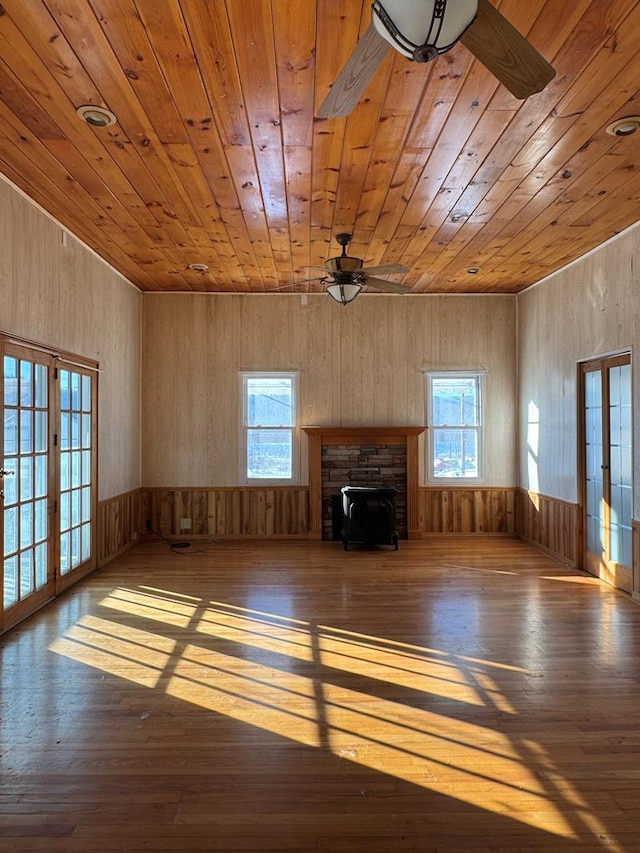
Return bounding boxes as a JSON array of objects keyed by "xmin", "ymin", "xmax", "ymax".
[
  {"xmin": 582, "ymin": 355, "xmax": 632, "ymax": 591},
  {"xmin": 2, "ymin": 350, "xmax": 53, "ymax": 621}
]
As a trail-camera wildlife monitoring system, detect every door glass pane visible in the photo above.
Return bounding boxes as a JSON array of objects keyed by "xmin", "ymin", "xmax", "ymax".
[
  {"xmin": 3, "ymin": 555, "xmax": 18, "ymax": 608},
  {"xmin": 20, "ymin": 361, "xmax": 32, "ymax": 407},
  {"xmin": 34, "ymin": 364, "xmax": 47, "ymax": 408},
  {"xmin": 4, "ymin": 357, "xmax": 18, "ymax": 406},
  {"xmin": 4, "ymin": 410, "xmax": 17, "ymax": 455},
  {"xmin": 35, "ymin": 542, "xmax": 47, "ymax": 589},
  {"xmin": 34, "ymin": 411, "xmax": 47, "ymax": 452},
  {"xmin": 20, "ymin": 501, "xmax": 34, "ymax": 550},
  {"xmin": 3, "ymin": 460, "xmax": 17, "ymax": 504},
  {"xmin": 35, "ymin": 455, "xmax": 47, "ymax": 498},
  {"xmin": 20, "ymin": 549, "xmax": 34, "ymax": 597}
]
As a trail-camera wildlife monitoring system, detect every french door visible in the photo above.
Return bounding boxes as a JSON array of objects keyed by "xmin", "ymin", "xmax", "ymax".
[
  {"xmin": 581, "ymin": 354, "xmax": 632, "ymax": 591},
  {"xmin": 1, "ymin": 339, "xmax": 97, "ymax": 634}
]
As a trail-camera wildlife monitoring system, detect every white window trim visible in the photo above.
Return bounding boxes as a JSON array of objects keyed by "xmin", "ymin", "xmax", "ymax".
[
  {"xmin": 426, "ymin": 370, "xmax": 485, "ymax": 484},
  {"xmin": 239, "ymin": 371, "xmax": 300, "ymax": 485}
]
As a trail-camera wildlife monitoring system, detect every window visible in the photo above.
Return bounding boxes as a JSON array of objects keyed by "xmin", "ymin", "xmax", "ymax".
[
  {"xmin": 427, "ymin": 372, "xmax": 483, "ymax": 481},
  {"xmin": 241, "ymin": 372, "xmax": 298, "ymax": 482}
]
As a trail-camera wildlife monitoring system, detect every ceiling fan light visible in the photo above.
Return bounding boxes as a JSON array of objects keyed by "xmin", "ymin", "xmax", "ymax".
[
  {"xmin": 372, "ymin": 0, "xmax": 478, "ymax": 61},
  {"xmin": 326, "ymin": 283, "xmax": 362, "ymax": 305}
]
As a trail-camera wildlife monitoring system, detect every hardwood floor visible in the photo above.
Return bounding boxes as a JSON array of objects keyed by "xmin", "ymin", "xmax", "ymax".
[{"xmin": 2, "ymin": 536, "xmax": 640, "ymax": 852}]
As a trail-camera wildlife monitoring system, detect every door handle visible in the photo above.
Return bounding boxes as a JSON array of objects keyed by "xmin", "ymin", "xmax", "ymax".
[{"xmin": 0, "ymin": 468, "xmax": 14, "ymax": 478}]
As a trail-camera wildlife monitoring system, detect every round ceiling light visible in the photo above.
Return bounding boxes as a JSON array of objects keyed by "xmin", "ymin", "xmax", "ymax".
[
  {"xmin": 187, "ymin": 263, "xmax": 209, "ymax": 272},
  {"xmin": 606, "ymin": 116, "xmax": 640, "ymax": 137},
  {"xmin": 76, "ymin": 104, "xmax": 117, "ymax": 127}
]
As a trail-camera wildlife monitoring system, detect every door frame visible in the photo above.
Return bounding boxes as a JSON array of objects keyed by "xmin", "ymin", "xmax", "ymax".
[{"xmin": 1, "ymin": 332, "xmax": 98, "ymax": 634}]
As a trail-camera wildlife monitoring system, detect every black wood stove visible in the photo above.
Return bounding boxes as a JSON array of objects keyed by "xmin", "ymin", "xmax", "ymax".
[{"xmin": 340, "ymin": 485, "xmax": 399, "ymax": 550}]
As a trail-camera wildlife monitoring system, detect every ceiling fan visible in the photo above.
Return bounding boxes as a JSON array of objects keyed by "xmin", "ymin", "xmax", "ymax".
[
  {"xmin": 281, "ymin": 233, "xmax": 412, "ymax": 305},
  {"xmin": 317, "ymin": 0, "xmax": 556, "ymax": 119}
]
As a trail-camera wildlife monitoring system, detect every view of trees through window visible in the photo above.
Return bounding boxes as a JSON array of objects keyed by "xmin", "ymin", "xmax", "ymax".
[
  {"xmin": 429, "ymin": 374, "xmax": 481, "ymax": 479},
  {"xmin": 243, "ymin": 374, "xmax": 296, "ymax": 480}
]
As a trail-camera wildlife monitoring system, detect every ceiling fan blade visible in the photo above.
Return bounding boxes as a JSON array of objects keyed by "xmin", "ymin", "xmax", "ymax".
[
  {"xmin": 460, "ymin": 0, "xmax": 555, "ymax": 100},
  {"xmin": 360, "ymin": 263, "xmax": 410, "ymax": 276},
  {"xmin": 272, "ymin": 276, "xmax": 328, "ymax": 291},
  {"xmin": 364, "ymin": 276, "xmax": 412, "ymax": 294},
  {"xmin": 316, "ymin": 24, "xmax": 391, "ymax": 119}
]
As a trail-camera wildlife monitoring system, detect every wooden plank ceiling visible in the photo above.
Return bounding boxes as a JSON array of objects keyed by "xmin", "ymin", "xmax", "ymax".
[{"xmin": 1, "ymin": 0, "xmax": 640, "ymax": 294}]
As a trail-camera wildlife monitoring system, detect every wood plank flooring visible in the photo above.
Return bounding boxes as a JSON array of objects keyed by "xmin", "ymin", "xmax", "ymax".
[{"xmin": 2, "ymin": 536, "xmax": 640, "ymax": 851}]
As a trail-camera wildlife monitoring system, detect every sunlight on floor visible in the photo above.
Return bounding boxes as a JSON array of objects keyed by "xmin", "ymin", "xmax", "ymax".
[{"xmin": 47, "ymin": 584, "xmax": 622, "ymax": 848}]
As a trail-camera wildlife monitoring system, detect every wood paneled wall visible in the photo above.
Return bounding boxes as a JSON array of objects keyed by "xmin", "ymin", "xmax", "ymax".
[
  {"xmin": 142, "ymin": 293, "xmax": 517, "ymax": 489},
  {"xmin": 633, "ymin": 521, "xmax": 640, "ymax": 603},
  {"xmin": 517, "ymin": 223, "xmax": 639, "ymax": 514},
  {"xmin": 97, "ymin": 490, "xmax": 142, "ymax": 566},
  {"xmin": 0, "ymin": 175, "xmax": 142, "ymax": 502},
  {"xmin": 141, "ymin": 487, "xmax": 309, "ymax": 538},
  {"xmin": 515, "ymin": 489, "xmax": 579, "ymax": 566},
  {"xmin": 418, "ymin": 487, "xmax": 516, "ymax": 535},
  {"xmin": 134, "ymin": 486, "xmax": 522, "ymax": 540}
]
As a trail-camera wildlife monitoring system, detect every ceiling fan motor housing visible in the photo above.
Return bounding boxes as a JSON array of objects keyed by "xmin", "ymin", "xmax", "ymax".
[
  {"xmin": 372, "ymin": 0, "xmax": 478, "ymax": 61},
  {"xmin": 324, "ymin": 256, "xmax": 364, "ymax": 273},
  {"xmin": 324, "ymin": 232, "xmax": 364, "ymax": 273}
]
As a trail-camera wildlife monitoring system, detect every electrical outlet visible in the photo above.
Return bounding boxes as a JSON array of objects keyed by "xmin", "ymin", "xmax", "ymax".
[{"xmin": 180, "ymin": 518, "xmax": 192, "ymax": 530}]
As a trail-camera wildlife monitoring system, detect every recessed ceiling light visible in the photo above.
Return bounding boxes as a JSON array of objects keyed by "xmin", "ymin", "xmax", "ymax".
[
  {"xmin": 76, "ymin": 104, "xmax": 117, "ymax": 127},
  {"xmin": 606, "ymin": 116, "xmax": 640, "ymax": 137},
  {"xmin": 187, "ymin": 263, "xmax": 209, "ymax": 272},
  {"xmin": 466, "ymin": 267, "xmax": 480, "ymax": 274}
]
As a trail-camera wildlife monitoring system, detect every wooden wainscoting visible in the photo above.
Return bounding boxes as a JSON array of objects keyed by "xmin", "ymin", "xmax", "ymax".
[
  {"xmin": 97, "ymin": 489, "xmax": 142, "ymax": 566},
  {"xmin": 516, "ymin": 489, "xmax": 579, "ymax": 566},
  {"xmin": 141, "ymin": 487, "xmax": 310, "ymax": 538},
  {"xmin": 418, "ymin": 487, "xmax": 516, "ymax": 534},
  {"xmin": 633, "ymin": 521, "xmax": 640, "ymax": 602}
]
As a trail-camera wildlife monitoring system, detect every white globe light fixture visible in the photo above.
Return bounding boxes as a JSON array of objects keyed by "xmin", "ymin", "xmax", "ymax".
[{"xmin": 372, "ymin": 0, "xmax": 478, "ymax": 63}]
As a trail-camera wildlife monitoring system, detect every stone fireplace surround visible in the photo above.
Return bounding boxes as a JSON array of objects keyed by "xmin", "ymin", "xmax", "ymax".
[
  {"xmin": 303, "ymin": 427, "xmax": 425, "ymax": 541},
  {"xmin": 321, "ymin": 443, "xmax": 407, "ymax": 540}
]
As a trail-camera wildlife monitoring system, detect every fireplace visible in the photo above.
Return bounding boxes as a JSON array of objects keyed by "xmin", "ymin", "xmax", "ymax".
[
  {"xmin": 321, "ymin": 442, "xmax": 407, "ymax": 539},
  {"xmin": 303, "ymin": 427, "xmax": 425, "ymax": 541}
]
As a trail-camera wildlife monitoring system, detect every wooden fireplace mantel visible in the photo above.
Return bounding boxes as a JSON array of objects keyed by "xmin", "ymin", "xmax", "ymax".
[{"xmin": 302, "ymin": 426, "xmax": 426, "ymax": 541}]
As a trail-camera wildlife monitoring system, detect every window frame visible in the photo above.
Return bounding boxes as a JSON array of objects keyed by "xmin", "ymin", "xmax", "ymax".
[
  {"xmin": 239, "ymin": 371, "xmax": 300, "ymax": 485},
  {"xmin": 426, "ymin": 370, "xmax": 484, "ymax": 484}
]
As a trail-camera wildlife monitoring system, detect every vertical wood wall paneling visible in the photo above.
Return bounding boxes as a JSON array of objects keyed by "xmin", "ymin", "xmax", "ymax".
[
  {"xmin": 141, "ymin": 487, "xmax": 310, "ymax": 539},
  {"xmin": 515, "ymin": 489, "xmax": 579, "ymax": 566},
  {"xmin": 141, "ymin": 294, "xmax": 517, "ymax": 489},
  {"xmin": 97, "ymin": 489, "xmax": 142, "ymax": 566},
  {"xmin": 633, "ymin": 520, "xmax": 640, "ymax": 603},
  {"xmin": 418, "ymin": 487, "xmax": 516, "ymax": 534}
]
